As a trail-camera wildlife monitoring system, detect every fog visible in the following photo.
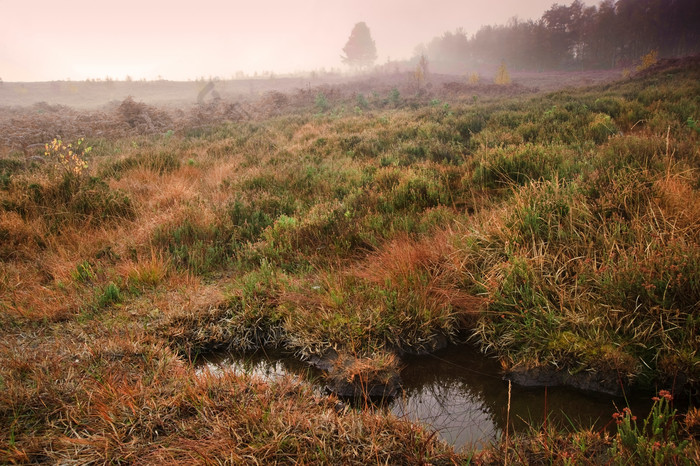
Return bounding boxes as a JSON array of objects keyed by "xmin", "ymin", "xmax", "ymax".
[{"xmin": 3, "ymin": 0, "xmax": 600, "ymax": 82}]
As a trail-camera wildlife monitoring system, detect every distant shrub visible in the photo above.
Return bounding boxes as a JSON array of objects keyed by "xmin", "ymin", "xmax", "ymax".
[
  {"xmin": 413, "ymin": 65, "xmax": 425, "ymax": 87},
  {"xmin": 413, "ymin": 54, "xmax": 429, "ymax": 88},
  {"xmin": 389, "ymin": 88, "xmax": 401, "ymax": 106},
  {"xmin": 494, "ymin": 61, "xmax": 511, "ymax": 85},
  {"xmin": 315, "ymin": 93, "xmax": 329, "ymax": 112},
  {"xmin": 418, "ymin": 54, "xmax": 429, "ymax": 79},
  {"xmin": 44, "ymin": 137, "xmax": 91, "ymax": 176},
  {"xmin": 356, "ymin": 93, "xmax": 369, "ymax": 109},
  {"xmin": 117, "ymin": 96, "xmax": 172, "ymax": 133},
  {"xmin": 636, "ymin": 49, "xmax": 658, "ymax": 72}
]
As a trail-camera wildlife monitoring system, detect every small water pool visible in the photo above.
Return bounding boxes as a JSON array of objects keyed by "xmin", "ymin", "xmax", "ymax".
[{"xmin": 198, "ymin": 344, "xmax": 651, "ymax": 452}]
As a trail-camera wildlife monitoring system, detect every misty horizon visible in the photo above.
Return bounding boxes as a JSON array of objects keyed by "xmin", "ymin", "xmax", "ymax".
[{"xmin": 2, "ymin": 0, "xmax": 601, "ymax": 82}]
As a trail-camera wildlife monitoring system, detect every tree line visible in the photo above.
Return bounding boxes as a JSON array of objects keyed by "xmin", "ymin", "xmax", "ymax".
[{"xmin": 422, "ymin": 0, "xmax": 700, "ymax": 72}]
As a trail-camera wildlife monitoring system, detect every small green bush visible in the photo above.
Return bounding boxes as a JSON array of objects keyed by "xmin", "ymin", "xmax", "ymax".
[
  {"xmin": 72, "ymin": 260, "xmax": 96, "ymax": 283},
  {"xmin": 315, "ymin": 93, "xmax": 329, "ymax": 112},
  {"xmin": 588, "ymin": 113, "xmax": 618, "ymax": 144},
  {"xmin": 97, "ymin": 282, "xmax": 122, "ymax": 308},
  {"xmin": 612, "ymin": 390, "xmax": 689, "ymax": 464}
]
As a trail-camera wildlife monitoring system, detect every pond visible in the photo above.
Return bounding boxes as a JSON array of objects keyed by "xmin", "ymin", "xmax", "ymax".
[{"xmin": 197, "ymin": 344, "xmax": 652, "ymax": 452}]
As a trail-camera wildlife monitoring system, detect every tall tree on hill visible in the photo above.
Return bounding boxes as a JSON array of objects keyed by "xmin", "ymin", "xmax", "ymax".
[{"xmin": 341, "ymin": 22, "xmax": 378, "ymax": 69}]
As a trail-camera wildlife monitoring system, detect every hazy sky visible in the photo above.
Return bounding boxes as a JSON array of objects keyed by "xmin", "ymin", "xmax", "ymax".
[{"xmin": 2, "ymin": 0, "xmax": 599, "ymax": 82}]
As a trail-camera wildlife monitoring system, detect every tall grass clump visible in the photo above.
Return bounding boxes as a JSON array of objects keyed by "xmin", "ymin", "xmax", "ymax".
[
  {"xmin": 471, "ymin": 144, "xmax": 570, "ymax": 188},
  {"xmin": 1, "ymin": 145, "xmax": 135, "ymax": 234},
  {"xmin": 152, "ymin": 213, "xmax": 234, "ymax": 276}
]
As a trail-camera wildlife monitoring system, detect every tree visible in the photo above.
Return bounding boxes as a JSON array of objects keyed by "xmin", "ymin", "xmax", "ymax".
[
  {"xmin": 542, "ymin": 2, "xmax": 576, "ymax": 66},
  {"xmin": 494, "ymin": 60, "xmax": 511, "ymax": 85},
  {"xmin": 341, "ymin": 22, "xmax": 377, "ymax": 69}
]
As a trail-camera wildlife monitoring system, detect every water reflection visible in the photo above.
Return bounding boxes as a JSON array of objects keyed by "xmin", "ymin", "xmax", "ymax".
[
  {"xmin": 392, "ymin": 347, "xmax": 504, "ymax": 450},
  {"xmin": 392, "ymin": 378, "xmax": 498, "ymax": 449},
  {"xmin": 198, "ymin": 345, "xmax": 651, "ymax": 452},
  {"xmin": 196, "ymin": 349, "xmax": 322, "ymax": 383},
  {"xmin": 391, "ymin": 345, "xmax": 650, "ymax": 452}
]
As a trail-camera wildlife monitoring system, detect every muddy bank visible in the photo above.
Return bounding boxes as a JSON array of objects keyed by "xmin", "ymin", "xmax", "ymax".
[
  {"xmin": 309, "ymin": 349, "xmax": 402, "ymax": 398},
  {"xmin": 310, "ymin": 344, "xmax": 638, "ymax": 400},
  {"xmin": 504, "ymin": 364, "xmax": 629, "ymax": 397}
]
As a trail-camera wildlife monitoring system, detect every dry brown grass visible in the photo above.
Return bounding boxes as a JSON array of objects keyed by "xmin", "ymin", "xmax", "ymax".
[
  {"xmin": 0, "ymin": 318, "xmax": 459, "ymax": 464},
  {"xmin": 0, "ymin": 264, "xmax": 84, "ymax": 323},
  {"xmin": 654, "ymin": 174, "xmax": 700, "ymax": 238},
  {"xmin": 356, "ymin": 232, "xmax": 485, "ymax": 327},
  {"xmin": 0, "ymin": 211, "xmax": 40, "ymax": 261}
]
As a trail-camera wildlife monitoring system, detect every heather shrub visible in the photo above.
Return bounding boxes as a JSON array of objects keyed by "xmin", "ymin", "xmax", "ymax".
[
  {"xmin": 2, "ymin": 173, "xmax": 134, "ymax": 229},
  {"xmin": 471, "ymin": 144, "xmax": 568, "ymax": 188}
]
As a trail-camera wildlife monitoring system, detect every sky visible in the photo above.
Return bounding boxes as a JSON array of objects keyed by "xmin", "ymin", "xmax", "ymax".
[{"xmin": 1, "ymin": 0, "xmax": 600, "ymax": 82}]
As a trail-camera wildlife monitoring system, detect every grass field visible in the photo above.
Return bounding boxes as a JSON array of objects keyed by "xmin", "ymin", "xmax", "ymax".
[{"xmin": 1, "ymin": 59, "xmax": 698, "ymax": 463}]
